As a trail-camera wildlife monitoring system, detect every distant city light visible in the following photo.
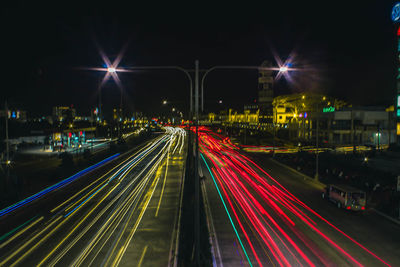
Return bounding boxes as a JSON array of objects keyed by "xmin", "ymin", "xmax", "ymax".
[
  {"xmin": 163, "ymin": 100, "xmax": 167, "ymax": 105},
  {"xmin": 107, "ymin": 67, "xmax": 116, "ymax": 73},
  {"xmin": 219, "ymin": 100, "xmax": 223, "ymax": 104}
]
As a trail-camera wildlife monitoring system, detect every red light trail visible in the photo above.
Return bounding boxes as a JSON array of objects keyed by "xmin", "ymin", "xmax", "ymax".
[{"xmin": 195, "ymin": 126, "xmax": 391, "ymax": 266}]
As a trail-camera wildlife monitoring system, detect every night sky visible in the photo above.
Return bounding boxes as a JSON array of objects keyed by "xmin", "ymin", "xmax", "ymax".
[{"xmin": 0, "ymin": 1, "xmax": 398, "ymax": 117}]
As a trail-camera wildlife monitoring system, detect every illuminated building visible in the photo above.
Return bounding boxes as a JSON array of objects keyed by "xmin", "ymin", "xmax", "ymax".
[
  {"xmin": 52, "ymin": 106, "xmax": 76, "ymax": 122},
  {"xmin": 228, "ymin": 108, "xmax": 259, "ymax": 124},
  {"xmin": 0, "ymin": 109, "xmax": 27, "ymax": 122}
]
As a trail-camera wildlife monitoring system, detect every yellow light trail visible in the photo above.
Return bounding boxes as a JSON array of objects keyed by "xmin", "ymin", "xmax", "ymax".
[
  {"xmin": 138, "ymin": 245, "xmax": 148, "ymax": 267},
  {"xmin": 0, "ymin": 216, "xmax": 44, "ymax": 250},
  {"xmin": 70, "ymin": 143, "xmax": 172, "ymax": 266},
  {"xmin": 104, "ymin": 152, "xmax": 166, "ymax": 266},
  {"xmin": 72, "ymin": 178, "xmax": 148, "ymax": 266},
  {"xmin": 37, "ymin": 183, "xmax": 119, "ymax": 266},
  {"xmin": 155, "ymin": 141, "xmax": 171, "ymax": 217},
  {"xmin": 50, "ymin": 137, "xmax": 162, "ymax": 214},
  {"xmin": 52, "ymin": 176, "xmax": 148, "ymax": 266},
  {"xmin": 66, "ymin": 140, "xmax": 170, "ymax": 267},
  {"xmin": 111, "ymin": 149, "xmax": 167, "ymax": 266},
  {"xmin": 0, "ymin": 216, "xmax": 62, "ymax": 266}
]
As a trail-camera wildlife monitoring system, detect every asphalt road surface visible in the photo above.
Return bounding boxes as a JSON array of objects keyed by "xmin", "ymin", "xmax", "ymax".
[
  {"xmin": 200, "ymin": 128, "xmax": 400, "ymax": 267},
  {"xmin": 0, "ymin": 127, "xmax": 186, "ymax": 267}
]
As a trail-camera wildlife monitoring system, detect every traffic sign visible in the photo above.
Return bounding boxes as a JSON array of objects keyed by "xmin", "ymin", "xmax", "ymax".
[{"xmin": 392, "ymin": 3, "xmax": 400, "ymax": 22}]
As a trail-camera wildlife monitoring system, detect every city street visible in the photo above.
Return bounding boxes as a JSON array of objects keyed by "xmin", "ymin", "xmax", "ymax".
[
  {"xmin": 0, "ymin": 127, "xmax": 186, "ymax": 266},
  {"xmin": 200, "ymin": 129, "xmax": 400, "ymax": 266}
]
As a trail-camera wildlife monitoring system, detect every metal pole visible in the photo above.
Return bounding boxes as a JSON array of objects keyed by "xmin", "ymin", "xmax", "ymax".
[
  {"xmin": 98, "ymin": 76, "xmax": 102, "ymax": 121},
  {"xmin": 351, "ymin": 109, "xmax": 355, "ymax": 153},
  {"xmin": 119, "ymin": 86, "xmax": 123, "ymax": 138},
  {"xmin": 315, "ymin": 108, "xmax": 319, "ymax": 181},
  {"xmin": 5, "ymin": 101, "xmax": 9, "ymax": 164},
  {"xmin": 377, "ymin": 123, "xmax": 380, "ymax": 151},
  {"xmin": 194, "ymin": 60, "xmax": 200, "ymax": 266},
  {"xmin": 190, "ymin": 82, "xmax": 193, "ymax": 116},
  {"xmin": 201, "ymin": 78, "xmax": 204, "ymax": 113},
  {"xmin": 272, "ymin": 106, "xmax": 276, "ymax": 156}
]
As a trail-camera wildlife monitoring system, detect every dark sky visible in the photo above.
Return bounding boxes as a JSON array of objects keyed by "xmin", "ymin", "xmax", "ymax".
[{"xmin": 0, "ymin": 1, "xmax": 398, "ymax": 117}]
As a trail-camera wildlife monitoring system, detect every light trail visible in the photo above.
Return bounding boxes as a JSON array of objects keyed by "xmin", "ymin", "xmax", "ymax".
[
  {"xmin": 0, "ymin": 153, "xmax": 120, "ymax": 217},
  {"xmin": 197, "ymin": 127, "xmax": 392, "ymax": 267},
  {"xmin": 201, "ymin": 154, "xmax": 254, "ymax": 267},
  {"xmin": 0, "ymin": 127, "xmax": 185, "ymax": 267}
]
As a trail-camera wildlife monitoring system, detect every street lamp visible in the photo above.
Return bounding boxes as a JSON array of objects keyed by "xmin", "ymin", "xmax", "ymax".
[
  {"xmin": 279, "ymin": 66, "xmax": 289, "ymax": 72},
  {"xmin": 107, "ymin": 67, "xmax": 116, "ymax": 73},
  {"xmin": 162, "ymin": 100, "xmax": 167, "ymax": 105}
]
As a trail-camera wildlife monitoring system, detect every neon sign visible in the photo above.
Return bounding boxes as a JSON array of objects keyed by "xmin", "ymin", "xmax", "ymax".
[{"xmin": 323, "ymin": 106, "xmax": 335, "ymax": 113}]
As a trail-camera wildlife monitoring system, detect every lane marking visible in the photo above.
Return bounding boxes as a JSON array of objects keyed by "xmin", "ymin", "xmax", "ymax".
[
  {"xmin": 138, "ymin": 245, "xmax": 148, "ymax": 267},
  {"xmin": 155, "ymin": 144, "xmax": 171, "ymax": 217}
]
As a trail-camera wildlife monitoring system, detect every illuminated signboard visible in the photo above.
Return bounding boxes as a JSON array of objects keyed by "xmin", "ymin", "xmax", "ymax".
[
  {"xmin": 398, "ymin": 95, "xmax": 400, "ymax": 107},
  {"xmin": 323, "ymin": 106, "xmax": 335, "ymax": 113},
  {"xmin": 392, "ymin": 3, "xmax": 400, "ymax": 22},
  {"xmin": 397, "ymin": 122, "xmax": 400, "ymax": 136}
]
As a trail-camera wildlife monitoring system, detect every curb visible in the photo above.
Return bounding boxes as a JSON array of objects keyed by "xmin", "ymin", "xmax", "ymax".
[
  {"xmin": 269, "ymin": 158, "xmax": 400, "ymax": 226},
  {"xmin": 269, "ymin": 158, "xmax": 326, "ymax": 188},
  {"xmin": 201, "ymin": 177, "xmax": 223, "ymax": 267},
  {"xmin": 371, "ymin": 208, "xmax": 400, "ymax": 226}
]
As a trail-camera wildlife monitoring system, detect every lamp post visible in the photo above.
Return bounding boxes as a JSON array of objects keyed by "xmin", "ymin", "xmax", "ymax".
[{"xmin": 315, "ymin": 104, "xmax": 319, "ymax": 181}]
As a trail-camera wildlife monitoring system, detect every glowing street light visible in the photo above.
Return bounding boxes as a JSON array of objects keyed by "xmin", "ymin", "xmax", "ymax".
[
  {"xmin": 163, "ymin": 100, "xmax": 167, "ymax": 105},
  {"xmin": 172, "ymin": 107, "xmax": 176, "ymax": 112},
  {"xmin": 107, "ymin": 67, "xmax": 116, "ymax": 73},
  {"xmin": 279, "ymin": 66, "xmax": 289, "ymax": 72}
]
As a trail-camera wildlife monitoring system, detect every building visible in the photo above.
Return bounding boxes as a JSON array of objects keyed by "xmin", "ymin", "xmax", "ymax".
[
  {"xmin": 323, "ymin": 107, "xmax": 395, "ymax": 146},
  {"xmin": 258, "ymin": 60, "xmax": 274, "ymax": 123},
  {"xmin": 53, "ymin": 106, "xmax": 76, "ymax": 122},
  {"xmin": 228, "ymin": 108, "xmax": 259, "ymax": 124},
  {"xmin": 0, "ymin": 109, "xmax": 27, "ymax": 122}
]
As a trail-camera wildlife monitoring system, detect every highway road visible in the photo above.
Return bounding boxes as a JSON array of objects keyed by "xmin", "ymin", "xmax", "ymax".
[
  {"xmin": 0, "ymin": 127, "xmax": 186, "ymax": 267},
  {"xmin": 199, "ymin": 128, "xmax": 399, "ymax": 267}
]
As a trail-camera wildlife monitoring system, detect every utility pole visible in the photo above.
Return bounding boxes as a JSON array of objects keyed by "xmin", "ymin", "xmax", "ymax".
[
  {"xmin": 272, "ymin": 106, "xmax": 276, "ymax": 156},
  {"xmin": 118, "ymin": 86, "xmax": 123, "ymax": 139},
  {"xmin": 315, "ymin": 105, "xmax": 319, "ymax": 181},
  {"xmin": 5, "ymin": 101, "xmax": 9, "ymax": 164},
  {"xmin": 351, "ymin": 109, "xmax": 355, "ymax": 153},
  {"xmin": 98, "ymin": 76, "xmax": 102, "ymax": 122},
  {"xmin": 194, "ymin": 60, "xmax": 200, "ymax": 266}
]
